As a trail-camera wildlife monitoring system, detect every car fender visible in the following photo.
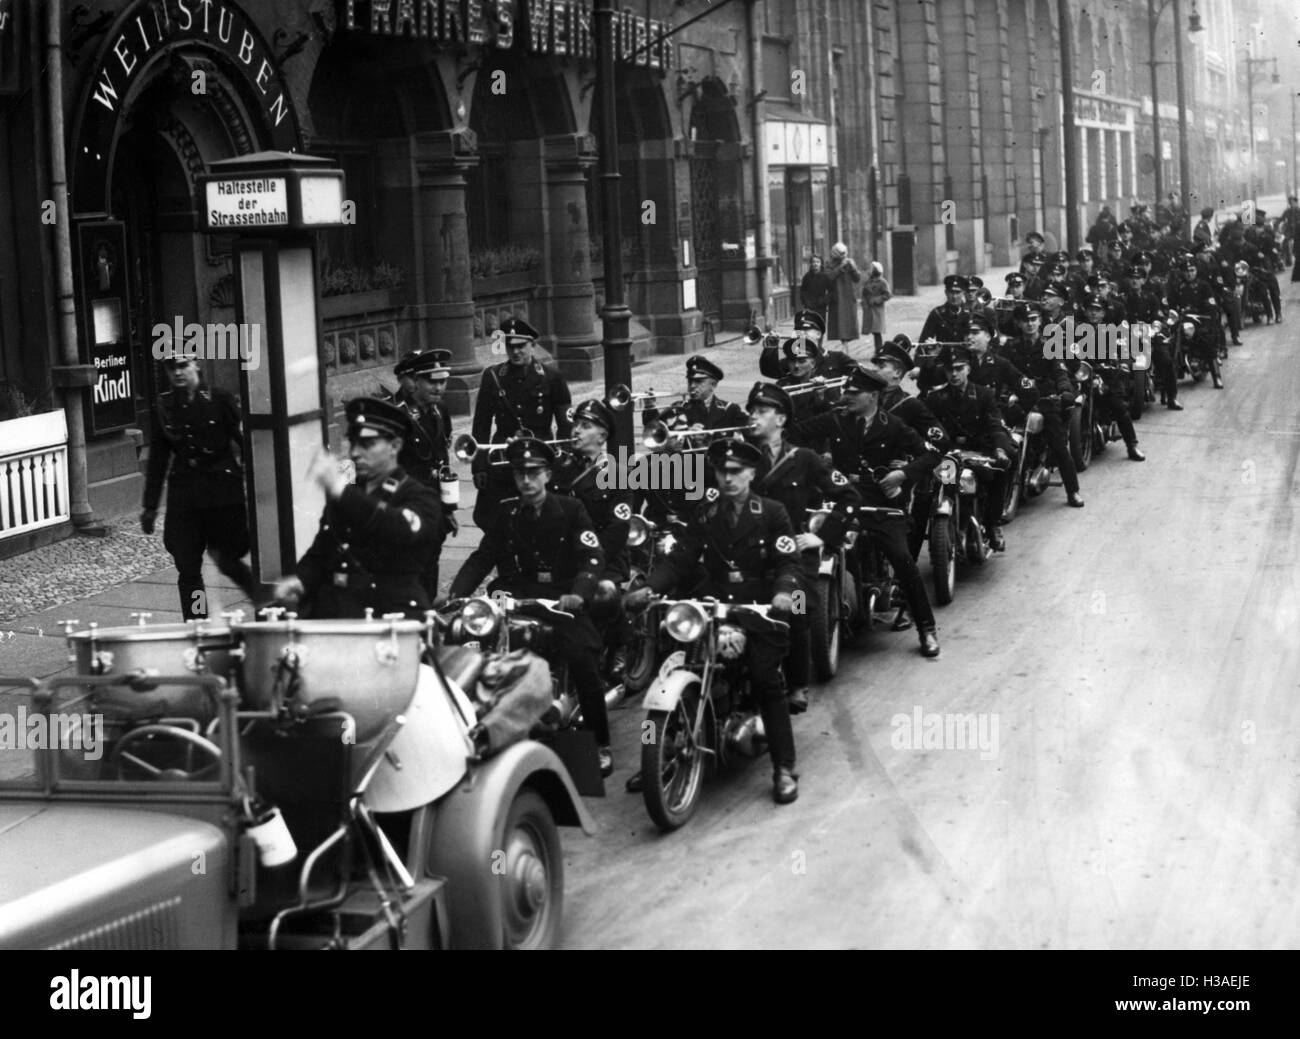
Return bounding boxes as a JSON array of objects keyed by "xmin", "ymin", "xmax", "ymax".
[
  {"xmin": 641, "ymin": 666, "xmax": 700, "ymax": 714},
  {"xmin": 425, "ymin": 740, "xmax": 593, "ymax": 950}
]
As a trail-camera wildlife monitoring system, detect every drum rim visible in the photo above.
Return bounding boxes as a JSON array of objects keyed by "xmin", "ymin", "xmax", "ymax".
[
  {"xmin": 66, "ymin": 623, "xmax": 233, "ymax": 643},
  {"xmin": 232, "ymin": 619, "xmax": 425, "ymax": 636}
]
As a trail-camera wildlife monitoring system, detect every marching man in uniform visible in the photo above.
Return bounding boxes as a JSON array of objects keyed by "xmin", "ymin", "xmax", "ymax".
[
  {"xmin": 469, "ymin": 318, "xmax": 573, "ymax": 529},
  {"xmin": 272, "ymin": 397, "xmax": 441, "ymax": 620}
]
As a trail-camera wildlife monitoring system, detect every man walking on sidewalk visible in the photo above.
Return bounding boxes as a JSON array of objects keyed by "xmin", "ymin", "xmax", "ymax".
[{"xmin": 140, "ymin": 348, "xmax": 256, "ymax": 619}]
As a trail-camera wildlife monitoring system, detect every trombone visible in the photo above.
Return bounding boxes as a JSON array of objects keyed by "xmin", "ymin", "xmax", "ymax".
[
  {"xmin": 453, "ymin": 433, "xmax": 577, "ymax": 465},
  {"xmin": 782, "ymin": 376, "xmax": 849, "ymax": 396},
  {"xmin": 642, "ymin": 419, "xmax": 755, "ymax": 451},
  {"xmin": 606, "ymin": 383, "xmax": 689, "ymax": 413}
]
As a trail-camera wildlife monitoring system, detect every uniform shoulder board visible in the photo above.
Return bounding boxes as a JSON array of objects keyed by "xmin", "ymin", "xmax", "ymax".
[
  {"xmin": 401, "ymin": 508, "xmax": 423, "ymax": 534},
  {"xmin": 749, "ymin": 497, "xmax": 763, "ymax": 514},
  {"xmin": 705, "ymin": 487, "xmax": 720, "ymax": 503},
  {"xmin": 775, "ymin": 535, "xmax": 797, "ymax": 554},
  {"xmin": 613, "ymin": 502, "xmax": 632, "ymax": 520},
  {"xmin": 831, "ymin": 469, "xmax": 848, "ymax": 487},
  {"xmin": 579, "ymin": 529, "xmax": 600, "ymax": 549}
]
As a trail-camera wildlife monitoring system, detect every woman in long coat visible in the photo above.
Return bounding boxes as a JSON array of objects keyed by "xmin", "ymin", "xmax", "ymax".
[
  {"xmin": 861, "ymin": 261, "xmax": 892, "ymax": 353},
  {"xmin": 824, "ymin": 242, "xmax": 861, "ymax": 347}
]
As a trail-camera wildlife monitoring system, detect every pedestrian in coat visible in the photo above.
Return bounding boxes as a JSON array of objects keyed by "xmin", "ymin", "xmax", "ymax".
[
  {"xmin": 824, "ymin": 242, "xmax": 861, "ymax": 349},
  {"xmin": 799, "ymin": 255, "xmax": 832, "ymax": 323},
  {"xmin": 861, "ymin": 261, "xmax": 892, "ymax": 353}
]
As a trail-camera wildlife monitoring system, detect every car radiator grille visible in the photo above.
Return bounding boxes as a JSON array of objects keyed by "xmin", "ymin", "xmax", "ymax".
[{"xmin": 49, "ymin": 897, "xmax": 182, "ymax": 950}]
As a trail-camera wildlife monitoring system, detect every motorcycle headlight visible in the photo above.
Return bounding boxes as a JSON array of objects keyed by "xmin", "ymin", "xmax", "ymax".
[
  {"xmin": 461, "ymin": 597, "xmax": 500, "ymax": 638},
  {"xmin": 936, "ymin": 457, "xmax": 959, "ymax": 484},
  {"xmin": 959, "ymin": 470, "xmax": 978, "ymax": 495},
  {"xmin": 1025, "ymin": 412, "xmax": 1044, "ymax": 434},
  {"xmin": 1181, "ymin": 321, "xmax": 1195, "ymax": 337},
  {"xmin": 1074, "ymin": 361, "xmax": 1093, "ymax": 382},
  {"xmin": 715, "ymin": 624, "xmax": 747, "ymax": 660},
  {"xmin": 627, "ymin": 515, "xmax": 650, "ymax": 547},
  {"xmin": 665, "ymin": 602, "xmax": 707, "ymax": 643}
]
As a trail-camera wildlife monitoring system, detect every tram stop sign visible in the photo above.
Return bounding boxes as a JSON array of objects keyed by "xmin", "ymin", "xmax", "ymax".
[{"xmin": 197, "ymin": 151, "xmax": 346, "ymax": 232}]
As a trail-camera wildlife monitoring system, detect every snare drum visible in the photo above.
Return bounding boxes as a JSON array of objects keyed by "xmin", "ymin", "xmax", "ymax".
[
  {"xmin": 233, "ymin": 616, "xmax": 423, "ymax": 742},
  {"xmin": 65, "ymin": 620, "xmax": 236, "ymax": 724}
]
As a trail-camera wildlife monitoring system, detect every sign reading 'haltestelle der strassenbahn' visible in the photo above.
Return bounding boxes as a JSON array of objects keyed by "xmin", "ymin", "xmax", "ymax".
[{"xmin": 204, "ymin": 177, "xmax": 289, "ymax": 228}]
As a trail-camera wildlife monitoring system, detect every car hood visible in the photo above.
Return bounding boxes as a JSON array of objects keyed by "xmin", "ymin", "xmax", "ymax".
[{"xmin": 0, "ymin": 803, "xmax": 232, "ymax": 949}]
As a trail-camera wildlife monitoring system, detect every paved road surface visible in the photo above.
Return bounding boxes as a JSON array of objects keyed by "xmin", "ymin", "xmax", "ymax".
[{"xmin": 561, "ymin": 280, "xmax": 1300, "ymax": 949}]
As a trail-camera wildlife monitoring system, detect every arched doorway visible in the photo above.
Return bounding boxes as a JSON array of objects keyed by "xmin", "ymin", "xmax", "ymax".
[{"xmin": 689, "ymin": 78, "xmax": 745, "ymax": 330}]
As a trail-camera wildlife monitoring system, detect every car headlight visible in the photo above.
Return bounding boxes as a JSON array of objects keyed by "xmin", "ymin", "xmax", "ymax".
[
  {"xmin": 461, "ymin": 597, "xmax": 500, "ymax": 638},
  {"xmin": 665, "ymin": 602, "xmax": 707, "ymax": 643},
  {"xmin": 627, "ymin": 515, "xmax": 649, "ymax": 547},
  {"xmin": 936, "ymin": 457, "xmax": 958, "ymax": 484}
]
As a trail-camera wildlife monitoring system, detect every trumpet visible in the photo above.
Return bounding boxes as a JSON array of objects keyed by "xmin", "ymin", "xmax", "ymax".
[
  {"xmin": 782, "ymin": 376, "xmax": 849, "ymax": 396},
  {"xmin": 642, "ymin": 419, "xmax": 755, "ymax": 451},
  {"xmin": 742, "ymin": 325, "xmax": 782, "ymax": 348},
  {"xmin": 453, "ymin": 433, "xmax": 577, "ymax": 464},
  {"xmin": 606, "ymin": 383, "xmax": 688, "ymax": 413}
]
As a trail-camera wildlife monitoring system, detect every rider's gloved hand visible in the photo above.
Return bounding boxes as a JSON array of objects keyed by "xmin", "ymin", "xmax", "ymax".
[
  {"xmin": 771, "ymin": 592, "xmax": 795, "ymax": 613},
  {"xmin": 623, "ymin": 587, "xmax": 653, "ymax": 612},
  {"xmin": 556, "ymin": 594, "xmax": 584, "ymax": 613}
]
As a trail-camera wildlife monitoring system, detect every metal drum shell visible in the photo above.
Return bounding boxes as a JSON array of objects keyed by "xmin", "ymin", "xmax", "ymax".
[
  {"xmin": 65, "ymin": 623, "xmax": 235, "ymax": 724},
  {"xmin": 232, "ymin": 618, "xmax": 423, "ymax": 743}
]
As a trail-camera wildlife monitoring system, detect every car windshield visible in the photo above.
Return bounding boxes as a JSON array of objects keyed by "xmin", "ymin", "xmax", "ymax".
[{"xmin": 0, "ymin": 679, "xmax": 231, "ymax": 794}]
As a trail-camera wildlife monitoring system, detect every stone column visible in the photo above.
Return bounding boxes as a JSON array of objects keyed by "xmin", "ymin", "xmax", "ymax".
[
  {"xmin": 412, "ymin": 129, "xmax": 479, "ymax": 415},
  {"xmin": 539, "ymin": 133, "xmax": 602, "ymax": 382}
]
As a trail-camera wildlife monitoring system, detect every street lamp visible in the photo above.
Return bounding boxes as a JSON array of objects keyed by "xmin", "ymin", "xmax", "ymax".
[
  {"xmin": 1145, "ymin": 0, "xmax": 1201, "ymax": 239},
  {"xmin": 1243, "ymin": 51, "xmax": 1280, "ymax": 200}
]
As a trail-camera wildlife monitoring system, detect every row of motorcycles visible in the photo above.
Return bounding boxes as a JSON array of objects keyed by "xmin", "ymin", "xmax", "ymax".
[{"xmin": 432, "ymin": 302, "xmax": 1237, "ymax": 835}]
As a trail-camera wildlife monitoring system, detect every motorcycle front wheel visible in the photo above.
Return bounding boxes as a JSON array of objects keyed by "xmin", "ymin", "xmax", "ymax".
[
  {"xmin": 810, "ymin": 574, "xmax": 842, "ymax": 682},
  {"xmin": 622, "ymin": 613, "xmax": 658, "ymax": 694},
  {"xmin": 929, "ymin": 510, "xmax": 957, "ymax": 605},
  {"xmin": 642, "ymin": 693, "xmax": 707, "ymax": 832},
  {"xmin": 1068, "ymin": 408, "xmax": 1091, "ymax": 472}
]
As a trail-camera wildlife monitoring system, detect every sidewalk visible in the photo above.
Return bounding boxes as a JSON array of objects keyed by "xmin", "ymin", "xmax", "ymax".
[{"xmin": 0, "ymin": 265, "xmax": 1016, "ymax": 681}]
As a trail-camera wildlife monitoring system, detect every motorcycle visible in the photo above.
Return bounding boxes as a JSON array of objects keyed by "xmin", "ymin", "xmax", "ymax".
[
  {"xmin": 927, "ymin": 446, "xmax": 1007, "ymax": 605},
  {"xmin": 621, "ymin": 513, "xmax": 685, "ymax": 694},
  {"xmin": 435, "ymin": 594, "xmax": 607, "ymax": 790},
  {"xmin": 1173, "ymin": 310, "xmax": 1222, "ymax": 388},
  {"xmin": 635, "ymin": 598, "xmax": 789, "ymax": 831},
  {"xmin": 1238, "ymin": 261, "xmax": 1276, "ymax": 324},
  {"xmin": 1067, "ymin": 363, "xmax": 1095, "ymax": 473},
  {"xmin": 803, "ymin": 508, "xmax": 863, "ymax": 681}
]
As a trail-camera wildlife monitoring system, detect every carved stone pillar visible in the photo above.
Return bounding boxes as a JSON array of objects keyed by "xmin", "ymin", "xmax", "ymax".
[
  {"xmin": 539, "ymin": 133, "xmax": 602, "ymax": 382},
  {"xmin": 412, "ymin": 128, "xmax": 479, "ymax": 414}
]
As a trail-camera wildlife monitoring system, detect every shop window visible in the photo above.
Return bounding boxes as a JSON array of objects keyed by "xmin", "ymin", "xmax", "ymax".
[
  {"xmin": 768, "ymin": 169, "xmax": 788, "ymax": 287},
  {"xmin": 317, "ymin": 149, "xmax": 378, "ymax": 270}
]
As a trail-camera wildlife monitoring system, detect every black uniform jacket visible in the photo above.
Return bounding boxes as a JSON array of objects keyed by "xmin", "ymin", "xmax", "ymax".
[
  {"xmin": 296, "ymin": 469, "xmax": 441, "ymax": 619},
  {"xmin": 143, "ymin": 386, "xmax": 245, "ymax": 510},
  {"xmin": 450, "ymin": 491, "xmax": 605, "ymax": 603},
  {"xmin": 880, "ymin": 385, "xmax": 951, "ymax": 452},
  {"xmin": 554, "ymin": 451, "xmax": 633, "ymax": 582},
  {"xmin": 793, "ymin": 409, "xmax": 940, "ymax": 508},
  {"xmin": 918, "ymin": 304, "xmax": 970, "ymax": 345},
  {"xmin": 646, "ymin": 491, "xmax": 802, "ymax": 604},
  {"xmin": 752, "ymin": 441, "xmax": 862, "ymax": 550},
  {"xmin": 923, "ymin": 381, "xmax": 1009, "ymax": 446},
  {"xmin": 472, "ymin": 359, "xmax": 573, "ymax": 444}
]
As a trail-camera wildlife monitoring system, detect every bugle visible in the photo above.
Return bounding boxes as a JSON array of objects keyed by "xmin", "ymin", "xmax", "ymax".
[
  {"xmin": 453, "ymin": 433, "xmax": 576, "ymax": 464},
  {"xmin": 782, "ymin": 376, "xmax": 849, "ymax": 396},
  {"xmin": 606, "ymin": 383, "xmax": 688, "ymax": 413},
  {"xmin": 642, "ymin": 420, "xmax": 755, "ymax": 451}
]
